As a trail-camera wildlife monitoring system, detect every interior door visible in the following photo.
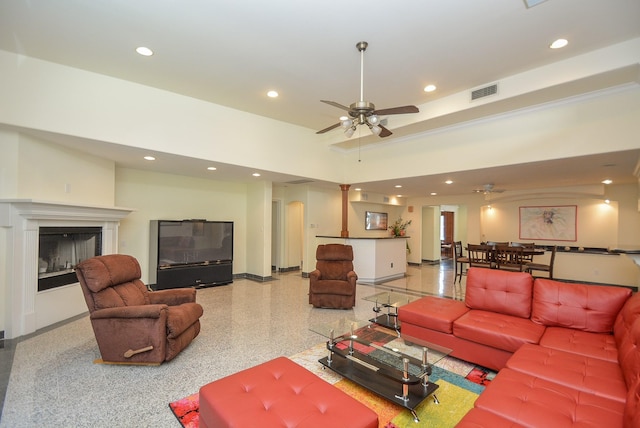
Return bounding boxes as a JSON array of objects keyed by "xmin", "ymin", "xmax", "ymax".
[{"xmin": 441, "ymin": 211, "xmax": 454, "ymax": 258}]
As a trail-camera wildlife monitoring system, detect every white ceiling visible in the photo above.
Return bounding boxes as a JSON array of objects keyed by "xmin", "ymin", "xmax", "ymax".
[{"xmin": 1, "ymin": 0, "xmax": 639, "ymax": 197}]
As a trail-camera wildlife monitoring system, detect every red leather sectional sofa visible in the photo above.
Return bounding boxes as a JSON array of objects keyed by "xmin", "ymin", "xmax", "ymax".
[{"xmin": 398, "ymin": 267, "xmax": 640, "ymax": 427}]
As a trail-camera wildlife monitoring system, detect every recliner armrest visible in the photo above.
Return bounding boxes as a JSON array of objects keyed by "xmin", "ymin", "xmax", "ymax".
[
  {"xmin": 309, "ymin": 269, "xmax": 322, "ymax": 280},
  {"xmin": 148, "ymin": 288, "xmax": 197, "ymax": 306},
  {"xmin": 90, "ymin": 304, "xmax": 167, "ymax": 320}
]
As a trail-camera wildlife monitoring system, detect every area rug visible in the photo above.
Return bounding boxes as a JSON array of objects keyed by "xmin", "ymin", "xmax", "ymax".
[{"xmin": 169, "ymin": 325, "xmax": 495, "ymax": 428}]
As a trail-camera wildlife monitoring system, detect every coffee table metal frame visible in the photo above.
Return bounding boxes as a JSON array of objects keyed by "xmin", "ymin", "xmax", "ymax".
[
  {"xmin": 312, "ymin": 319, "xmax": 451, "ymax": 422},
  {"xmin": 362, "ymin": 291, "xmax": 420, "ymax": 334}
]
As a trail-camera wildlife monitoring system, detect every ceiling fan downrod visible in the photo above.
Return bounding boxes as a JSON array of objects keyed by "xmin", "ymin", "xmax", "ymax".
[{"xmin": 357, "ymin": 41, "xmax": 368, "ymax": 104}]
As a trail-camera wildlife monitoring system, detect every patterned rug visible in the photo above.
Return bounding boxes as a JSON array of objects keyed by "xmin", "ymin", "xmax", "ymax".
[{"xmin": 169, "ymin": 325, "xmax": 495, "ymax": 427}]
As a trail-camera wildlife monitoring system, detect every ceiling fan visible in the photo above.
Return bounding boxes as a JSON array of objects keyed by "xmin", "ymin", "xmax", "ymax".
[
  {"xmin": 473, "ymin": 183, "xmax": 505, "ymax": 195},
  {"xmin": 316, "ymin": 41, "xmax": 419, "ymax": 138}
]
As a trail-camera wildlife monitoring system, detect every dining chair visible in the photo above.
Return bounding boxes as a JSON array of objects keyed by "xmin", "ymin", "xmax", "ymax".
[
  {"xmin": 525, "ymin": 245, "xmax": 557, "ymax": 279},
  {"xmin": 467, "ymin": 244, "xmax": 494, "ymax": 269},
  {"xmin": 453, "ymin": 241, "xmax": 470, "ymax": 283},
  {"xmin": 495, "ymin": 245, "xmax": 525, "ymax": 272},
  {"xmin": 510, "ymin": 242, "xmax": 536, "ymax": 263}
]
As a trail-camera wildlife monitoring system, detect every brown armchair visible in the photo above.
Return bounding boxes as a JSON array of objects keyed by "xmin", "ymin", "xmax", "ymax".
[
  {"xmin": 75, "ymin": 254, "xmax": 203, "ymax": 365},
  {"xmin": 308, "ymin": 244, "xmax": 357, "ymax": 309}
]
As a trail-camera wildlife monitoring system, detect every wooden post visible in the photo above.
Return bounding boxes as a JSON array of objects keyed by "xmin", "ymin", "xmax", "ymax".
[{"xmin": 340, "ymin": 184, "xmax": 350, "ymax": 237}]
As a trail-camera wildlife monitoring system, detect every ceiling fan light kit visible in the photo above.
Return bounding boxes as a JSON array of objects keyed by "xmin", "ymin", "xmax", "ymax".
[{"xmin": 316, "ymin": 41, "xmax": 419, "ymax": 138}]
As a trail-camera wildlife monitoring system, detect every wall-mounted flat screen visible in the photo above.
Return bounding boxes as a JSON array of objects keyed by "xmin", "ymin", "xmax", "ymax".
[{"xmin": 365, "ymin": 211, "xmax": 388, "ymax": 230}]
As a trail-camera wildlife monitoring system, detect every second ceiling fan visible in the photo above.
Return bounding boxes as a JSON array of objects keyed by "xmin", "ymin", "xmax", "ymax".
[{"xmin": 316, "ymin": 41, "xmax": 419, "ymax": 138}]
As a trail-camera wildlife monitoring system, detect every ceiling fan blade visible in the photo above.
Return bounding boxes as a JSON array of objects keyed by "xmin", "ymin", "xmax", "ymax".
[
  {"xmin": 316, "ymin": 122, "xmax": 341, "ymax": 134},
  {"xmin": 373, "ymin": 105, "xmax": 419, "ymax": 116},
  {"xmin": 378, "ymin": 125, "xmax": 393, "ymax": 138},
  {"xmin": 320, "ymin": 100, "xmax": 351, "ymax": 112}
]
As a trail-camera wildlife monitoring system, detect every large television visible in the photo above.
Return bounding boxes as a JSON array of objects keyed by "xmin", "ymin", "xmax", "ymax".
[{"xmin": 152, "ymin": 220, "xmax": 233, "ymax": 268}]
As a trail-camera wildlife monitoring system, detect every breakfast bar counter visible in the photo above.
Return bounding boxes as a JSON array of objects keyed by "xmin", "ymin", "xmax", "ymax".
[{"xmin": 316, "ymin": 236, "xmax": 408, "ymax": 284}]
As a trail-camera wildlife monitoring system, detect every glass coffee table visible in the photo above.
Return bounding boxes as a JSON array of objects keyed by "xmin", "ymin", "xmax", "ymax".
[
  {"xmin": 310, "ymin": 318, "xmax": 452, "ymax": 422},
  {"xmin": 362, "ymin": 291, "xmax": 420, "ymax": 334}
]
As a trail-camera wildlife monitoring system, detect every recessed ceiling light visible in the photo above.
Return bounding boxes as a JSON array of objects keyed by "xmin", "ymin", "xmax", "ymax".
[
  {"xmin": 605, "ymin": 199, "xmax": 611, "ymax": 204},
  {"xmin": 430, "ymin": 192, "xmax": 437, "ymax": 196},
  {"xmin": 207, "ymin": 167, "xmax": 217, "ymax": 171},
  {"xmin": 424, "ymin": 84, "xmax": 436, "ymax": 92},
  {"xmin": 394, "ymin": 185, "xmax": 402, "ymax": 188},
  {"xmin": 143, "ymin": 155, "xmax": 155, "ymax": 161},
  {"xmin": 354, "ymin": 188, "xmax": 362, "ymax": 191},
  {"xmin": 550, "ymin": 39, "xmax": 568, "ymax": 49},
  {"xmin": 252, "ymin": 173, "xmax": 261, "ymax": 177},
  {"xmin": 136, "ymin": 46, "xmax": 154, "ymax": 56},
  {"xmin": 267, "ymin": 90, "xmax": 279, "ymax": 98},
  {"xmin": 602, "ymin": 179, "xmax": 613, "ymax": 184},
  {"xmin": 445, "ymin": 180, "xmax": 453, "ymax": 184},
  {"xmin": 396, "ymin": 195, "xmax": 403, "ymax": 198}
]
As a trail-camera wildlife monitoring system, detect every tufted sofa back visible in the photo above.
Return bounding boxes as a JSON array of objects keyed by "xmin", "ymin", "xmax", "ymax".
[
  {"xmin": 532, "ymin": 279, "xmax": 632, "ymax": 333},
  {"xmin": 465, "ymin": 268, "xmax": 534, "ymax": 318}
]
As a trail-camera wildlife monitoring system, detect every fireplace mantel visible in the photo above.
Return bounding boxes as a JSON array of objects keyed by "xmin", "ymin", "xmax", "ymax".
[{"xmin": 0, "ymin": 199, "xmax": 134, "ymax": 339}]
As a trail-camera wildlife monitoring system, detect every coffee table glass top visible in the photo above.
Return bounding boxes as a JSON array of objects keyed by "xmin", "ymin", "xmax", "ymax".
[
  {"xmin": 309, "ymin": 318, "xmax": 452, "ymax": 421},
  {"xmin": 309, "ymin": 318, "xmax": 371, "ymax": 339},
  {"xmin": 362, "ymin": 291, "xmax": 420, "ymax": 307},
  {"xmin": 310, "ymin": 318, "xmax": 452, "ymax": 367}
]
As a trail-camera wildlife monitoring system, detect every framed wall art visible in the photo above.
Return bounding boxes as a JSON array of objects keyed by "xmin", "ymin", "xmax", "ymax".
[
  {"xmin": 365, "ymin": 211, "xmax": 388, "ymax": 230},
  {"xmin": 519, "ymin": 205, "xmax": 577, "ymax": 241}
]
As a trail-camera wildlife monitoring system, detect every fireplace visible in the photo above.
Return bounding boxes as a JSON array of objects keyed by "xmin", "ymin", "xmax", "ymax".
[
  {"xmin": 38, "ymin": 226, "xmax": 102, "ymax": 292},
  {"xmin": 0, "ymin": 200, "xmax": 133, "ymax": 339}
]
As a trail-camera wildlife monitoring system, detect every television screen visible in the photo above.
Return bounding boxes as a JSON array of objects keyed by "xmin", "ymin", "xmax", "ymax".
[{"xmin": 157, "ymin": 220, "xmax": 233, "ymax": 267}]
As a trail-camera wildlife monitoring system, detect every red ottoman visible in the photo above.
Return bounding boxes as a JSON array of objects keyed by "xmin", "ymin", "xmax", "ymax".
[{"xmin": 199, "ymin": 357, "xmax": 378, "ymax": 428}]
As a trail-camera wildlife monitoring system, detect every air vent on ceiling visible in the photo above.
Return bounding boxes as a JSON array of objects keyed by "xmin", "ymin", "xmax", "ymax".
[
  {"xmin": 471, "ymin": 84, "xmax": 498, "ymax": 101},
  {"xmin": 285, "ymin": 179, "xmax": 314, "ymax": 185}
]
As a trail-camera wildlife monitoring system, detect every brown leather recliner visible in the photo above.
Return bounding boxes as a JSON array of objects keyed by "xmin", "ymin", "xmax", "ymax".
[
  {"xmin": 309, "ymin": 244, "xmax": 357, "ymax": 309},
  {"xmin": 75, "ymin": 254, "xmax": 203, "ymax": 364}
]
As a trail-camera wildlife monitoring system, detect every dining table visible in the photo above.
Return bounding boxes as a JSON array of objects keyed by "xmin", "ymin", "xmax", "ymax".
[{"xmin": 466, "ymin": 244, "xmax": 545, "ymax": 271}]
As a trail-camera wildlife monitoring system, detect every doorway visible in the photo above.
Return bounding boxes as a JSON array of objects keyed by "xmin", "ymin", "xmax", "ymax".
[{"xmin": 441, "ymin": 211, "xmax": 454, "ymax": 258}]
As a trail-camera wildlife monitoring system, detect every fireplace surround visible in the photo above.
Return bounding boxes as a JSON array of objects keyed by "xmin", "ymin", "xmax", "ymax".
[{"xmin": 0, "ymin": 200, "xmax": 133, "ymax": 339}]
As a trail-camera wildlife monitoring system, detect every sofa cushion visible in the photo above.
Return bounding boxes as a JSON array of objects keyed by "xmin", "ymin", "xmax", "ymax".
[
  {"xmin": 539, "ymin": 326, "xmax": 618, "ymax": 362},
  {"xmin": 615, "ymin": 292, "xmax": 640, "ymax": 348},
  {"xmin": 618, "ymin": 318, "xmax": 640, "ymax": 390},
  {"xmin": 456, "ymin": 407, "xmax": 527, "ymax": 427},
  {"xmin": 453, "ymin": 310, "xmax": 545, "ymax": 353},
  {"xmin": 398, "ymin": 296, "xmax": 470, "ymax": 334},
  {"xmin": 506, "ymin": 343, "xmax": 627, "ymax": 403},
  {"xmin": 474, "ymin": 368, "xmax": 625, "ymax": 427},
  {"xmin": 465, "ymin": 268, "xmax": 534, "ymax": 318},
  {"xmin": 624, "ymin": 376, "xmax": 640, "ymax": 428},
  {"xmin": 532, "ymin": 279, "xmax": 631, "ymax": 333}
]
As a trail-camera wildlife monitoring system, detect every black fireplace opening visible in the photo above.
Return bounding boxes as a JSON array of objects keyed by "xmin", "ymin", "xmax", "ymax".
[{"xmin": 38, "ymin": 226, "xmax": 102, "ymax": 292}]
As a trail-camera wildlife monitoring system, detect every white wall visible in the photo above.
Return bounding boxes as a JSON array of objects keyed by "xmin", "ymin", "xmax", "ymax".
[
  {"xmin": 341, "ymin": 88, "xmax": 640, "ymax": 185},
  {"xmin": 245, "ymin": 180, "xmax": 272, "ymax": 278},
  {"xmin": 0, "ymin": 132, "xmax": 117, "ymax": 334},
  {"xmin": 0, "ymin": 50, "xmax": 343, "ymax": 185},
  {"xmin": 115, "ymin": 168, "xmax": 249, "ymax": 282}
]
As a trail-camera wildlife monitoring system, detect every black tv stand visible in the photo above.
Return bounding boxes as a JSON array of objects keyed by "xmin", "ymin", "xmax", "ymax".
[{"xmin": 155, "ymin": 261, "xmax": 232, "ymax": 290}]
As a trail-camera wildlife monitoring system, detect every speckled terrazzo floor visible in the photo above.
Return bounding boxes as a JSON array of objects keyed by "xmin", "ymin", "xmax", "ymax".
[{"xmin": 0, "ymin": 261, "xmax": 465, "ymax": 427}]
